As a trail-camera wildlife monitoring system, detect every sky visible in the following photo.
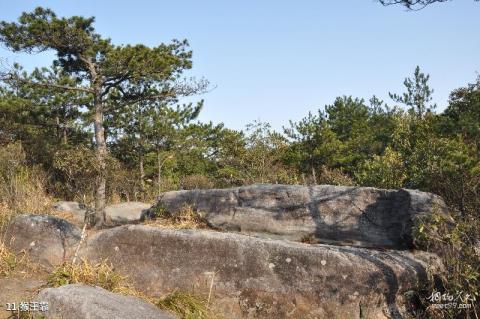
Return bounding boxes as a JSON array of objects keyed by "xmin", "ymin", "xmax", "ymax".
[{"xmin": 0, "ymin": 0, "xmax": 479, "ymax": 131}]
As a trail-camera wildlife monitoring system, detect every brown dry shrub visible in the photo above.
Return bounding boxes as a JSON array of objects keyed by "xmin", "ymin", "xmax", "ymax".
[
  {"xmin": 317, "ymin": 166, "xmax": 355, "ymax": 186},
  {"xmin": 0, "ymin": 143, "xmax": 52, "ymax": 233},
  {"xmin": 146, "ymin": 205, "xmax": 209, "ymax": 230}
]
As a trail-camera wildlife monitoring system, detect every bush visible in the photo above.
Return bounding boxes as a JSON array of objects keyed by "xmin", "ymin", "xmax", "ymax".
[
  {"xmin": 413, "ymin": 211, "xmax": 479, "ymax": 318},
  {"xmin": 317, "ymin": 166, "xmax": 355, "ymax": 186},
  {"xmin": 53, "ymin": 145, "xmax": 100, "ymax": 202}
]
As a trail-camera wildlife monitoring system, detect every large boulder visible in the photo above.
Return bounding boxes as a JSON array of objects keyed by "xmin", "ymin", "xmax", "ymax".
[
  {"xmin": 3, "ymin": 214, "xmax": 81, "ymax": 268},
  {"xmin": 35, "ymin": 284, "xmax": 176, "ymax": 319},
  {"xmin": 147, "ymin": 184, "xmax": 448, "ymax": 249},
  {"xmin": 105, "ymin": 202, "xmax": 151, "ymax": 225},
  {"xmin": 81, "ymin": 225, "xmax": 439, "ymax": 319}
]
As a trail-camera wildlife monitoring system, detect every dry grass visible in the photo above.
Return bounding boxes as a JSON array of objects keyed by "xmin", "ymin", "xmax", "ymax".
[
  {"xmin": 0, "ymin": 143, "xmax": 53, "ymax": 235},
  {"xmin": 47, "ymin": 259, "xmax": 218, "ymax": 319},
  {"xmin": 46, "ymin": 258, "xmax": 141, "ymax": 297},
  {"xmin": 156, "ymin": 291, "xmax": 216, "ymax": 319},
  {"xmin": 299, "ymin": 233, "xmax": 319, "ymax": 244},
  {"xmin": 0, "ymin": 241, "xmax": 21, "ymax": 277},
  {"xmin": 146, "ymin": 205, "xmax": 210, "ymax": 230},
  {"xmin": 0, "ymin": 241, "xmax": 31, "ymax": 277}
]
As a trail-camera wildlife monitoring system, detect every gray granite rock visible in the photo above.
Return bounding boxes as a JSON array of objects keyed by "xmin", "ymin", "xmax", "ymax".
[
  {"xmin": 4, "ymin": 214, "xmax": 81, "ymax": 268},
  {"xmin": 105, "ymin": 202, "xmax": 151, "ymax": 225},
  {"xmin": 146, "ymin": 184, "xmax": 448, "ymax": 249},
  {"xmin": 81, "ymin": 225, "xmax": 440, "ymax": 319},
  {"xmin": 35, "ymin": 284, "xmax": 176, "ymax": 319}
]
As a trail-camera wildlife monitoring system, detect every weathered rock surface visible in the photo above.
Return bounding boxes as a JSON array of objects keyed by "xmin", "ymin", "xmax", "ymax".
[
  {"xmin": 147, "ymin": 184, "xmax": 447, "ymax": 249},
  {"xmin": 105, "ymin": 202, "xmax": 151, "ymax": 225},
  {"xmin": 52, "ymin": 201, "xmax": 151, "ymax": 225},
  {"xmin": 35, "ymin": 284, "xmax": 176, "ymax": 319},
  {"xmin": 81, "ymin": 225, "xmax": 439, "ymax": 319},
  {"xmin": 4, "ymin": 214, "xmax": 81, "ymax": 267},
  {"xmin": 52, "ymin": 201, "xmax": 87, "ymax": 223}
]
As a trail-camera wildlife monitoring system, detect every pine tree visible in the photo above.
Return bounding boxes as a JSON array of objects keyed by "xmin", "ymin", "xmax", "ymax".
[{"xmin": 0, "ymin": 7, "xmax": 207, "ymax": 226}]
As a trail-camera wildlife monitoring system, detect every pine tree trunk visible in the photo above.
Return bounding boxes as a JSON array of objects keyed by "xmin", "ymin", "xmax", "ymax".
[
  {"xmin": 62, "ymin": 127, "xmax": 68, "ymax": 145},
  {"xmin": 92, "ymin": 84, "xmax": 107, "ymax": 228},
  {"xmin": 311, "ymin": 166, "xmax": 317, "ymax": 185},
  {"xmin": 139, "ymin": 153, "xmax": 145, "ymax": 193},
  {"xmin": 62, "ymin": 108, "xmax": 68, "ymax": 145},
  {"xmin": 55, "ymin": 115, "xmax": 61, "ymax": 142},
  {"xmin": 157, "ymin": 150, "xmax": 162, "ymax": 195}
]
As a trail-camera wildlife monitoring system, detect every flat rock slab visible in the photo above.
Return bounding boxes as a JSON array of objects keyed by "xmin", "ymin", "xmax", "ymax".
[
  {"xmin": 52, "ymin": 201, "xmax": 151, "ymax": 225},
  {"xmin": 35, "ymin": 284, "xmax": 176, "ymax": 319},
  {"xmin": 81, "ymin": 225, "xmax": 439, "ymax": 319},
  {"xmin": 4, "ymin": 214, "xmax": 81, "ymax": 268},
  {"xmin": 147, "ymin": 184, "xmax": 447, "ymax": 249}
]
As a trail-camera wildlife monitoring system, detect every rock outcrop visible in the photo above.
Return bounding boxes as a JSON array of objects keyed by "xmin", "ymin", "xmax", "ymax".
[
  {"xmin": 5, "ymin": 184, "xmax": 447, "ymax": 319},
  {"xmin": 81, "ymin": 225, "xmax": 439, "ymax": 319},
  {"xmin": 35, "ymin": 284, "xmax": 176, "ymax": 319},
  {"xmin": 146, "ymin": 184, "xmax": 447, "ymax": 249},
  {"xmin": 3, "ymin": 214, "xmax": 81, "ymax": 267}
]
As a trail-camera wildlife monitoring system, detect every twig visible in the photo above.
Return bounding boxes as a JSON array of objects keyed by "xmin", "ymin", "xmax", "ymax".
[
  {"xmin": 207, "ymin": 269, "xmax": 216, "ymax": 305},
  {"xmin": 72, "ymin": 204, "xmax": 94, "ymax": 264}
]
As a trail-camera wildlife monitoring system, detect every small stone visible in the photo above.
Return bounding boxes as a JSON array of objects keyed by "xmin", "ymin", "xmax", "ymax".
[
  {"xmin": 268, "ymin": 263, "xmax": 275, "ymax": 269},
  {"xmin": 320, "ymin": 260, "xmax": 327, "ymax": 266},
  {"xmin": 286, "ymin": 258, "xmax": 291, "ymax": 263}
]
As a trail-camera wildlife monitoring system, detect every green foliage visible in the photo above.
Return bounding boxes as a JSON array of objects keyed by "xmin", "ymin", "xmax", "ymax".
[
  {"xmin": 355, "ymin": 147, "xmax": 407, "ymax": 188},
  {"xmin": 413, "ymin": 212, "xmax": 479, "ymax": 318}
]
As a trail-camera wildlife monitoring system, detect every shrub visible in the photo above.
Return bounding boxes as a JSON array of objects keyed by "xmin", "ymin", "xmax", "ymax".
[
  {"xmin": 317, "ymin": 166, "xmax": 355, "ymax": 186},
  {"xmin": 413, "ymin": 211, "xmax": 479, "ymax": 318},
  {"xmin": 52, "ymin": 145, "xmax": 100, "ymax": 202}
]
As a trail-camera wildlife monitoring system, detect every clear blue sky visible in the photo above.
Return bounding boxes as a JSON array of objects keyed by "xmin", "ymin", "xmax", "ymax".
[{"xmin": 1, "ymin": 0, "xmax": 479, "ymax": 131}]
